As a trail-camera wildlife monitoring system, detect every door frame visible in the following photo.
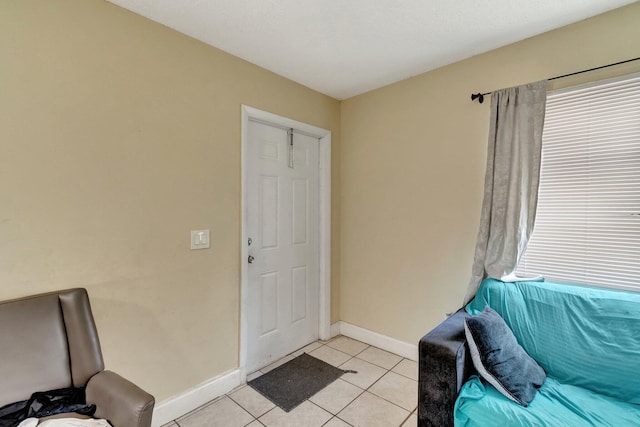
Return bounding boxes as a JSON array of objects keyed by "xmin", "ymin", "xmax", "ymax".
[{"xmin": 239, "ymin": 105, "xmax": 331, "ymax": 381}]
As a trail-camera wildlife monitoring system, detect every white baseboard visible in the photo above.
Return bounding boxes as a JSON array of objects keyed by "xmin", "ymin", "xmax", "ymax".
[
  {"xmin": 151, "ymin": 369, "xmax": 241, "ymax": 427},
  {"xmin": 338, "ymin": 321, "xmax": 418, "ymax": 361},
  {"xmin": 330, "ymin": 321, "xmax": 341, "ymax": 338}
]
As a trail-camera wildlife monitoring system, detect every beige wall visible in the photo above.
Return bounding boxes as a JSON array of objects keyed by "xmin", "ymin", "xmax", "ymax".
[
  {"xmin": 339, "ymin": 3, "xmax": 640, "ymax": 344},
  {"xmin": 0, "ymin": 0, "xmax": 340, "ymax": 401}
]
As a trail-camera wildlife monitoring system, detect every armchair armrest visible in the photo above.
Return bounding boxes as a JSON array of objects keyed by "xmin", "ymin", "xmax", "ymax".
[
  {"xmin": 86, "ymin": 370, "xmax": 155, "ymax": 427},
  {"xmin": 418, "ymin": 309, "xmax": 474, "ymax": 427}
]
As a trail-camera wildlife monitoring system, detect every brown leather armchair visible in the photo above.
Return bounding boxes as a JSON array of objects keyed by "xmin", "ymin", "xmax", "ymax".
[{"xmin": 0, "ymin": 289, "xmax": 154, "ymax": 427}]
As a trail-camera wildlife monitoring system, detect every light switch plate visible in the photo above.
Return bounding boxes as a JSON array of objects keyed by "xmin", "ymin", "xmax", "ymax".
[{"xmin": 190, "ymin": 229, "xmax": 210, "ymax": 250}]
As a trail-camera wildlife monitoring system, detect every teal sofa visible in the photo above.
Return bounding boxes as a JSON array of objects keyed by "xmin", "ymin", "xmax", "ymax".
[{"xmin": 419, "ymin": 278, "xmax": 640, "ymax": 426}]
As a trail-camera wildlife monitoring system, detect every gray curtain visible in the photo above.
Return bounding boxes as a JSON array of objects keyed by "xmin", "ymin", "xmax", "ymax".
[{"xmin": 464, "ymin": 80, "xmax": 548, "ymax": 304}]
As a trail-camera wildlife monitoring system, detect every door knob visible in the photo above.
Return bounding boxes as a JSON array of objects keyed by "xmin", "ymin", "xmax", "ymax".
[{"xmin": 248, "ymin": 255, "xmax": 255, "ymax": 264}]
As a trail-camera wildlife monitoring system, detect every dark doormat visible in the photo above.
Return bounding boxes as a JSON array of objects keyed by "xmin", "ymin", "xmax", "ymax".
[{"xmin": 248, "ymin": 353, "xmax": 350, "ymax": 412}]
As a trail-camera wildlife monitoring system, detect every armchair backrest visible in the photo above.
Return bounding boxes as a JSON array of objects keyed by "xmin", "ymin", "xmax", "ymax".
[{"xmin": 0, "ymin": 289, "xmax": 104, "ymax": 407}]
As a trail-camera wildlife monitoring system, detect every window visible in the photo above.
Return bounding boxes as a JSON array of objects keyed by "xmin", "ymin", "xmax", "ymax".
[{"xmin": 516, "ymin": 73, "xmax": 640, "ymax": 291}]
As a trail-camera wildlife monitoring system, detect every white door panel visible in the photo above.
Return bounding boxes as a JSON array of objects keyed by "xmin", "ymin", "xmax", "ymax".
[{"xmin": 246, "ymin": 120, "xmax": 319, "ymax": 373}]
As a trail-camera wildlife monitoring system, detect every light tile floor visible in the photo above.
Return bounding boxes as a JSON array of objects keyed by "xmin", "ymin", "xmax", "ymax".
[{"xmin": 162, "ymin": 336, "xmax": 418, "ymax": 427}]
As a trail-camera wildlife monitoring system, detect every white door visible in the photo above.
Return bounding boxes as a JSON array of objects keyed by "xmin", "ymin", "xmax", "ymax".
[{"xmin": 246, "ymin": 120, "xmax": 320, "ymax": 373}]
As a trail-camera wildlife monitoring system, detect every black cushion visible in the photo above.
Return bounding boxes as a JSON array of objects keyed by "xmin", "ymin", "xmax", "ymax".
[{"xmin": 464, "ymin": 306, "xmax": 546, "ymax": 406}]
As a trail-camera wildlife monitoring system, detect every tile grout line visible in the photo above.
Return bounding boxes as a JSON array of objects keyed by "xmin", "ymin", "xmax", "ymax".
[
  {"xmin": 306, "ymin": 399, "xmax": 339, "ymax": 420},
  {"xmin": 256, "ymin": 405, "xmax": 278, "ymax": 424},
  {"xmin": 226, "ymin": 387, "xmax": 273, "ymax": 421},
  {"xmin": 313, "ymin": 376, "xmax": 366, "ymax": 419},
  {"xmin": 319, "ymin": 412, "xmax": 355, "ymax": 427},
  {"xmin": 389, "ymin": 358, "xmax": 419, "ymax": 381},
  {"xmin": 366, "ymin": 387, "xmax": 417, "ymax": 415},
  {"xmin": 332, "ymin": 344, "xmax": 418, "ymax": 417},
  {"xmin": 324, "ymin": 337, "xmax": 371, "ymax": 358},
  {"xmin": 357, "ymin": 363, "xmax": 418, "ymax": 416}
]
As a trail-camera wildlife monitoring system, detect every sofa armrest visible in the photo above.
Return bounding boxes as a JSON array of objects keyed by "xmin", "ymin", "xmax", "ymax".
[
  {"xmin": 418, "ymin": 309, "xmax": 474, "ymax": 427},
  {"xmin": 86, "ymin": 370, "xmax": 155, "ymax": 427}
]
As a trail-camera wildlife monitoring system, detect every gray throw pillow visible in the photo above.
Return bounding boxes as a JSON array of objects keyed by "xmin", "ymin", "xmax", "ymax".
[{"xmin": 464, "ymin": 306, "xmax": 546, "ymax": 406}]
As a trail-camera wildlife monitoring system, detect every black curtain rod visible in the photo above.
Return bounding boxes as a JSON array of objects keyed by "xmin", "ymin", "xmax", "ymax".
[{"xmin": 470, "ymin": 56, "xmax": 640, "ymax": 104}]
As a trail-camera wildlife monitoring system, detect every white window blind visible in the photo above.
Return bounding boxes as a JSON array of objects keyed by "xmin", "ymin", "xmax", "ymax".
[{"xmin": 516, "ymin": 73, "xmax": 640, "ymax": 291}]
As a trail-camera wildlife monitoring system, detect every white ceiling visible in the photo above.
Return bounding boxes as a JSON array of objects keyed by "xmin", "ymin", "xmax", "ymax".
[{"xmin": 106, "ymin": 0, "xmax": 636, "ymax": 100}]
